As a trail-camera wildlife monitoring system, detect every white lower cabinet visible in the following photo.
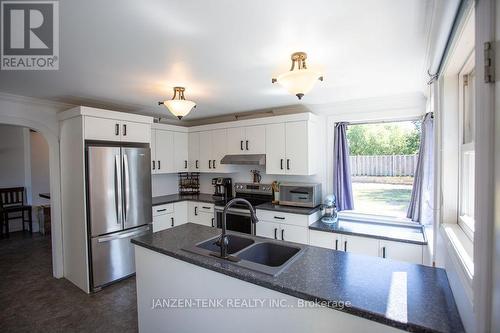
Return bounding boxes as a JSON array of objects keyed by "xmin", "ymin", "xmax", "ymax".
[
  {"xmin": 379, "ymin": 240, "xmax": 423, "ymax": 264},
  {"xmin": 309, "ymin": 230, "xmax": 424, "ymax": 264},
  {"xmin": 152, "ymin": 202, "xmax": 189, "ymax": 232},
  {"xmin": 188, "ymin": 202, "xmax": 215, "ymax": 227},
  {"xmin": 255, "ymin": 221, "xmax": 309, "ymax": 245}
]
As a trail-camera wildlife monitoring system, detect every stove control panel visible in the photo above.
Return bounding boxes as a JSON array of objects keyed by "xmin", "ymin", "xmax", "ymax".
[{"xmin": 234, "ymin": 183, "xmax": 272, "ymax": 195}]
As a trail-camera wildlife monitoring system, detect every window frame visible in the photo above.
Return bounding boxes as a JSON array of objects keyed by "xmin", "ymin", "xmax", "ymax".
[
  {"xmin": 341, "ymin": 119, "xmax": 421, "ymax": 224},
  {"xmin": 457, "ymin": 52, "xmax": 475, "ymax": 240}
]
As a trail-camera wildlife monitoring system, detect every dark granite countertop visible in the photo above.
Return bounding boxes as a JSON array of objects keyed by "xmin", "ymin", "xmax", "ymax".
[
  {"xmin": 152, "ymin": 193, "xmax": 218, "ymax": 206},
  {"xmin": 255, "ymin": 202, "xmax": 321, "ymax": 215},
  {"xmin": 310, "ymin": 219, "xmax": 427, "ymax": 245},
  {"xmin": 132, "ymin": 223, "xmax": 463, "ymax": 333}
]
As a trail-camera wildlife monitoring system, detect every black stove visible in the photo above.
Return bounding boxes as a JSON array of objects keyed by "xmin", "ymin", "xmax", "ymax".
[{"xmin": 214, "ymin": 183, "xmax": 273, "ymax": 234}]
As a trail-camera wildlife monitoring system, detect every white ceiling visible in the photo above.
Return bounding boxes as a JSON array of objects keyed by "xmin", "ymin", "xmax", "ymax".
[{"xmin": 0, "ymin": 0, "xmax": 436, "ymax": 120}]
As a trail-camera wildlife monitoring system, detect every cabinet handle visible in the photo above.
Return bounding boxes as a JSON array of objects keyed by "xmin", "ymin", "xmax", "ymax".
[
  {"xmin": 211, "ymin": 218, "xmax": 214, "ymax": 227},
  {"xmin": 196, "ymin": 160, "xmax": 199, "ymax": 169},
  {"xmin": 382, "ymin": 246, "xmax": 386, "ymax": 258},
  {"xmin": 152, "ymin": 160, "xmax": 156, "ymax": 170},
  {"xmin": 123, "ymin": 124, "xmax": 127, "ymax": 136},
  {"xmin": 213, "ymin": 160, "xmax": 216, "ymax": 169},
  {"xmin": 246, "ymin": 140, "xmax": 249, "ymax": 150},
  {"xmin": 344, "ymin": 241, "xmax": 347, "ymax": 252},
  {"xmin": 240, "ymin": 140, "xmax": 244, "ymax": 151},
  {"xmin": 158, "ymin": 160, "xmax": 161, "ymax": 170},
  {"xmin": 156, "ymin": 208, "xmax": 166, "ymax": 212},
  {"xmin": 209, "ymin": 160, "xmax": 212, "ymax": 169},
  {"xmin": 274, "ymin": 216, "xmax": 285, "ymax": 220},
  {"xmin": 280, "ymin": 159, "xmax": 283, "ymax": 170},
  {"xmin": 171, "ymin": 217, "xmax": 174, "ymax": 227},
  {"xmin": 335, "ymin": 239, "xmax": 338, "ymax": 250},
  {"xmin": 281, "ymin": 229, "xmax": 285, "ymax": 241},
  {"xmin": 202, "ymin": 206, "xmax": 211, "ymax": 210},
  {"xmin": 287, "ymin": 159, "xmax": 290, "ymax": 170},
  {"xmin": 115, "ymin": 123, "xmax": 120, "ymax": 136},
  {"xmin": 194, "ymin": 207, "xmax": 198, "ymax": 216},
  {"xmin": 184, "ymin": 160, "xmax": 188, "ymax": 169},
  {"xmin": 274, "ymin": 228, "xmax": 277, "ymax": 239}
]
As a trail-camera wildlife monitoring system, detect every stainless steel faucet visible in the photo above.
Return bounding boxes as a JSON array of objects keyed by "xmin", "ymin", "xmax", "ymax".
[{"xmin": 215, "ymin": 198, "xmax": 259, "ymax": 260}]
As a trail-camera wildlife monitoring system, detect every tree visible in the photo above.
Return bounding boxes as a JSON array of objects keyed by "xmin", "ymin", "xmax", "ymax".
[{"xmin": 346, "ymin": 121, "xmax": 420, "ymax": 155}]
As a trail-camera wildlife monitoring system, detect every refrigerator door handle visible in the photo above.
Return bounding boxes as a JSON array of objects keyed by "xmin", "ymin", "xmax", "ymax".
[
  {"xmin": 97, "ymin": 225, "xmax": 150, "ymax": 243},
  {"xmin": 114, "ymin": 155, "xmax": 122, "ymax": 225},
  {"xmin": 123, "ymin": 153, "xmax": 130, "ymax": 223}
]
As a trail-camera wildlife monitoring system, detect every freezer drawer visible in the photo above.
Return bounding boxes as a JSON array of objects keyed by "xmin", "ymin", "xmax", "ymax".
[{"xmin": 90, "ymin": 225, "xmax": 150, "ymax": 290}]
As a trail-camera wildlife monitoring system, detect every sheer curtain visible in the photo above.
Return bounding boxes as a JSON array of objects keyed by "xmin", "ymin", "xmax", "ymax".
[
  {"xmin": 333, "ymin": 122, "xmax": 354, "ymax": 211},
  {"xmin": 407, "ymin": 113, "xmax": 434, "ymax": 224}
]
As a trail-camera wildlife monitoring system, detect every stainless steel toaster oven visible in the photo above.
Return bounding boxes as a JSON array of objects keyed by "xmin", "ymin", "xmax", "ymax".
[{"xmin": 279, "ymin": 183, "xmax": 322, "ymax": 208}]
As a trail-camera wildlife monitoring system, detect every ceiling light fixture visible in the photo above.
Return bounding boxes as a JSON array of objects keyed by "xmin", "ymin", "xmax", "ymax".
[
  {"xmin": 272, "ymin": 52, "xmax": 323, "ymax": 100},
  {"xmin": 158, "ymin": 87, "xmax": 196, "ymax": 120}
]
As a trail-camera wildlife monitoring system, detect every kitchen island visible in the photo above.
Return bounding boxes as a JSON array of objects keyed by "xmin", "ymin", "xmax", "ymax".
[{"xmin": 132, "ymin": 223, "xmax": 463, "ymax": 333}]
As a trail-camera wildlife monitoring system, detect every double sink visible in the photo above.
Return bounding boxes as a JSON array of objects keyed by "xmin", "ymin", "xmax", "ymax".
[{"xmin": 183, "ymin": 233, "xmax": 306, "ymax": 276}]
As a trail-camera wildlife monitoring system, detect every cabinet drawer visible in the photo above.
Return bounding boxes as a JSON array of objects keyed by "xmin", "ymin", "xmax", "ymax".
[
  {"xmin": 256, "ymin": 209, "xmax": 309, "ymax": 227},
  {"xmin": 198, "ymin": 203, "xmax": 214, "ymax": 214},
  {"xmin": 152, "ymin": 203, "xmax": 174, "ymax": 216}
]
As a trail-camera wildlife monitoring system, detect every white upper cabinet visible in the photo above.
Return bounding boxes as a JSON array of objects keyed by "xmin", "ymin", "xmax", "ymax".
[
  {"xmin": 265, "ymin": 123, "xmax": 286, "ymax": 174},
  {"xmin": 199, "ymin": 131, "xmax": 213, "ymax": 172},
  {"xmin": 174, "ymin": 132, "xmax": 188, "ymax": 172},
  {"xmin": 211, "ymin": 129, "xmax": 228, "ymax": 172},
  {"xmin": 266, "ymin": 120, "xmax": 314, "ymax": 175},
  {"xmin": 227, "ymin": 127, "xmax": 246, "ymax": 154},
  {"xmin": 244, "ymin": 125, "xmax": 266, "ymax": 154},
  {"xmin": 154, "ymin": 130, "xmax": 174, "ymax": 173},
  {"xmin": 226, "ymin": 126, "xmax": 265, "ymax": 155},
  {"xmin": 84, "ymin": 117, "xmax": 122, "ymax": 142},
  {"xmin": 120, "ymin": 121, "xmax": 151, "ymax": 143},
  {"xmin": 188, "ymin": 132, "xmax": 200, "ymax": 171},
  {"xmin": 285, "ymin": 121, "xmax": 309, "ymax": 175}
]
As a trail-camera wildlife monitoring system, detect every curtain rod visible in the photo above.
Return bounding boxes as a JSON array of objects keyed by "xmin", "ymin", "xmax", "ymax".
[{"xmin": 346, "ymin": 117, "xmax": 421, "ymax": 126}]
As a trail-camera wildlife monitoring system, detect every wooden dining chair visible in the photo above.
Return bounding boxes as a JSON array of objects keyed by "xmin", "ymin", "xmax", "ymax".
[{"xmin": 0, "ymin": 187, "xmax": 32, "ymax": 238}]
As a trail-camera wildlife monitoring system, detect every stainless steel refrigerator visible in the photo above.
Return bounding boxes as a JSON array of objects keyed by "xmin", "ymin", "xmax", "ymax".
[{"xmin": 86, "ymin": 143, "xmax": 152, "ymax": 291}]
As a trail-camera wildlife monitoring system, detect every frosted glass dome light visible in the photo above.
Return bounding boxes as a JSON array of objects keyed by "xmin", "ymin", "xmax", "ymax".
[
  {"xmin": 159, "ymin": 87, "xmax": 196, "ymax": 120},
  {"xmin": 272, "ymin": 52, "xmax": 323, "ymax": 100}
]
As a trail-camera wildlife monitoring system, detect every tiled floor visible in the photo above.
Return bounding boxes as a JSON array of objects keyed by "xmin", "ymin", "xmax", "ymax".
[{"xmin": 0, "ymin": 232, "xmax": 138, "ymax": 333}]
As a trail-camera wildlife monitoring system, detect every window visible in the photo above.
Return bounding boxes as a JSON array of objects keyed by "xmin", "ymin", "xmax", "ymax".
[
  {"xmin": 344, "ymin": 120, "xmax": 421, "ymax": 220},
  {"xmin": 458, "ymin": 55, "xmax": 475, "ymax": 239}
]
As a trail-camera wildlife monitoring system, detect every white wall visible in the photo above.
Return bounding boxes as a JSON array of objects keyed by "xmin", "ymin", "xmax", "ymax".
[
  {"xmin": 151, "ymin": 174, "xmax": 178, "ymax": 196},
  {"xmin": 0, "ymin": 125, "xmax": 27, "ymax": 187}
]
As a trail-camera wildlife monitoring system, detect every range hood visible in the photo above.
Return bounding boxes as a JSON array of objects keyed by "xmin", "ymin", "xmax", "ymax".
[{"xmin": 220, "ymin": 154, "xmax": 266, "ymax": 166}]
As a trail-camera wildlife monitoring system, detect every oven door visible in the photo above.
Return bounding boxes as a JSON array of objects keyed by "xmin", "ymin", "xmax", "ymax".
[{"xmin": 215, "ymin": 207, "xmax": 254, "ymax": 235}]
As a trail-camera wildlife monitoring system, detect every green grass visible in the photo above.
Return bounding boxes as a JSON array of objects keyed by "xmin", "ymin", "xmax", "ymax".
[{"xmin": 351, "ymin": 182, "xmax": 412, "ymax": 218}]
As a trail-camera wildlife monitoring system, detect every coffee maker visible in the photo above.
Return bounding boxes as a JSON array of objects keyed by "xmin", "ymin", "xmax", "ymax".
[{"xmin": 212, "ymin": 177, "xmax": 233, "ymax": 200}]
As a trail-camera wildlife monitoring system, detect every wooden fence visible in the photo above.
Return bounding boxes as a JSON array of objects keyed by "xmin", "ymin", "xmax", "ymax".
[{"xmin": 349, "ymin": 155, "xmax": 418, "ymax": 177}]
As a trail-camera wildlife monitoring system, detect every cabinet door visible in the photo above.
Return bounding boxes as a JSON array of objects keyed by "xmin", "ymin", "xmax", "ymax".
[
  {"xmin": 152, "ymin": 213, "xmax": 174, "ymax": 232},
  {"xmin": 280, "ymin": 224, "xmax": 308, "ymax": 244},
  {"xmin": 309, "ymin": 230, "xmax": 343, "ymax": 250},
  {"xmin": 197, "ymin": 212, "xmax": 214, "ymax": 227},
  {"xmin": 84, "ymin": 117, "xmax": 121, "ymax": 141},
  {"xmin": 380, "ymin": 240, "xmax": 423, "ymax": 264},
  {"xmin": 150, "ymin": 129, "xmax": 157, "ymax": 174},
  {"xmin": 227, "ymin": 127, "xmax": 245, "ymax": 154},
  {"xmin": 155, "ymin": 130, "xmax": 174, "ymax": 173},
  {"xmin": 245, "ymin": 125, "xmax": 266, "ymax": 154},
  {"xmin": 285, "ymin": 121, "xmax": 308, "ymax": 175},
  {"xmin": 342, "ymin": 234, "xmax": 380, "ymax": 257},
  {"xmin": 211, "ymin": 129, "xmax": 228, "ymax": 172},
  {"xmin": 199, "ymin": 131, "xmax": 213, "ymax": 172},
  {"xmin": 174, "ymin": 132, "xmax": 188, "ymax": 172},
  {"xmin": 121, "ymin": 121, "xmax": 151, "ymax": 143},
  {"xmin": 265, "ymin": 123, "xmax": 286, "ymax": 175},
  {"xmin": 188, "ymin": 132, "xmax": 200, "ymax": 171},
  {"xmin": 173, "ymin": 201, "xmax": 188, "ymax": 226},
  {"xmin": 188, "ymin": 202, "xmax": 199, "ymax": 224},
  {"xmin": 256, "ymin": 221, "xmax": 280, "ymax": 240}
]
